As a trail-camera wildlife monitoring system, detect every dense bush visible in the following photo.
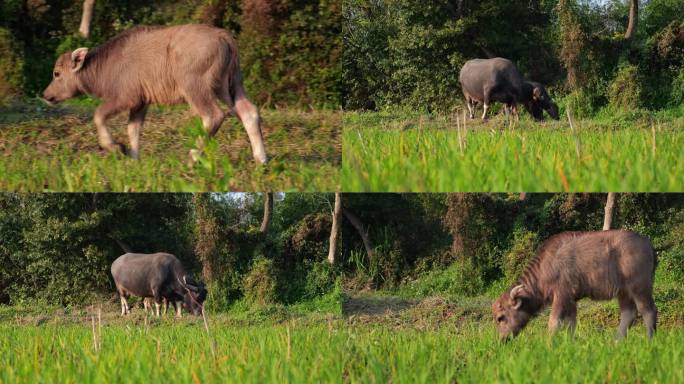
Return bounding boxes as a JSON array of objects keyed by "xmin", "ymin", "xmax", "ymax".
[
  {"xmin": 242, "ymin": 257, "xmax": 279, "ymax": 306},
  {"xmin": 0, "ymin": 28, "xmax": 23, "ymax": 104}
]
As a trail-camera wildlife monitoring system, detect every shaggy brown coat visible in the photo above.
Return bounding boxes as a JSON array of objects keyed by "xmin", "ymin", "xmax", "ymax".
[
  {"xmin": 492, "ymin": 230, "xmax": 656, "ymax": 340},
  {"xmin": 43, "ymin": 24, "xmax": 266, "ymax": 163}
]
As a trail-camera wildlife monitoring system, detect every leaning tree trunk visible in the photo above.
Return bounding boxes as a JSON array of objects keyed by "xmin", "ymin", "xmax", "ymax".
[
  {"xmin": 624, "ymin": 0, "xmax": 638, "ymax": 42},
  {"xmin": 327, "ymin": 192, "xmax": 342, "ymax": 264},
  {"xmin": 79, "ymin": 0, "xmax": 95, "ymax": 38},
  {"xmin": 259, "ymin": 192, "xmax": 273, "ymax": 233},
  {"xmin": 342, "ymin": 207, "xmax": 374, "ymax": 259},
  {"xmin": 603, "ymin": 193, "xmax": 617, "ymax": 230}
]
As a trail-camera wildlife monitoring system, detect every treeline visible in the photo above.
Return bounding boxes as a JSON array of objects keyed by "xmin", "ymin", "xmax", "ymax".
[
  {"xmin": 343, "ymin": 0, "xmax": 684, "ymax": 114},
  {"xmin": 0, "ymin": 193, "xmax": 342, "ymax": 307},
  {"xmin": 339, "ymin": 193, "xmax": 684, "ymax": 295},
  {"xmin": 1, "ymin": 193, "xmax": 682, "ymax": 307},
  {"xmin": 0, "ymin": 0, "xmax": 341, "ymax": 108}
]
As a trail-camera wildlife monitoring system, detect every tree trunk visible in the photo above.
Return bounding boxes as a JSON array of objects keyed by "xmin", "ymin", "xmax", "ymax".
[
  {"xmin": 603, "ymin": 193, "xmax": 617, "ymax": 230},
  {"xmin": 624, "ymin": 0, "xmax": 638, "ymax": 42},
  {"xmin": 259, "ymin": 192, "xmax": 273, "ymax": 233},
  {"xmin": 342, "ymin": 208, "xmax": 374, "ymax": 259},
  {"xmin": 327, "ymin": 193, "xmax": 342, "ymax": 264},
  {"xmin": 79, "ymin": 0, "xmax": 95, "ymax": 38}
]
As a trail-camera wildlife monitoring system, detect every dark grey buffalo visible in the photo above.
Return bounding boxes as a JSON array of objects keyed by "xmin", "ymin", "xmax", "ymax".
[
  {"xmin": 42, "ymin": 24, "xmax": 266, "ymax": 163},
  {"xmin": 111, "ymin": 252, "xmax": 207, "ymax": 317},
  {"xmin": 459, "ymin": 57, "xmax": 559, "ymax": 121},
  {"xmin": 493, "ymin": 230, "xmax": 656, "ymax": 340}
]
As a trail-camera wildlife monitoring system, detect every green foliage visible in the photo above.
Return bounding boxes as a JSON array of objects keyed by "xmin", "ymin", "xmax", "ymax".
[
  {"xmin": 502, "ymin": 230, "xmax": 539, "ymax": 283},
  {"xmin": 344, "ymin": 0, "xmax": 684, "ymax": 114},
  {"xmin": 400, "ymin": 258, "xmax": 485, "ymax": 298},
  {"xmin": 343, "ymin": 0, "xmax": 558, "ymax": 111},
  {"xmin": 242, "ymin": 257, "xmax": 279, "ymax": 306},
  {"xmin": 303, "ymin": 261, "xmax": 338, "ymax": 299},
  {"xmin": 0, "ymin": 28, "xmax": 23, "ymax": 104},
  {"xmin": 607, "ymin": 64, "xmax": 641, "ymax": 110},
  {"xmin": 340, "ymin": 193, "xmax": 684, "ymax": 298},
  {"xmin": 0, "ymin": 194, "xmax": 193, "ymax": 305}
]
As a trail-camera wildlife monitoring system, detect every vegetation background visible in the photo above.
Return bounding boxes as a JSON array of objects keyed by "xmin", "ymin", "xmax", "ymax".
[{"xmin": 343, "ymin": 0, "xmax": 684, "ymax": 115}]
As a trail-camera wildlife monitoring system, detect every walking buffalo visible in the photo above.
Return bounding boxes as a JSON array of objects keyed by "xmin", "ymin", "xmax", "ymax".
[
  {"xmin": 493, "ymin": 230, "xmax": 657, "ymax": 340},
  {"xmin": 459, "ymin": 57, "xmax": 559, "ymax": 121},
  {"xmin": 42, "ymin": 24, "xmax": 267, "ymax": 163},
  {"xmin": 111, "ymin": 252, "xmax": 207, "ymax": 317}
]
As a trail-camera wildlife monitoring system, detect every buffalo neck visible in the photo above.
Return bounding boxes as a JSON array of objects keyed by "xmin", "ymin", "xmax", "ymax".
[{"xmin": 76, "ymin": 49, "xmax": 115, "ymax": 99}]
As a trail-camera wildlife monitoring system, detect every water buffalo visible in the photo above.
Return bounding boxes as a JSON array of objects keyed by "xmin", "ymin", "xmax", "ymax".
[
  {"xmin": 111, "ymin": 252, "xmax": 207, "ymax": 317},
  {"xmin": 42, "ymin": 24, "xmax": 267, "ymax": 163},
  {"xmin": 493, "ymin": 230, "xmax": 656, "ymax": 340},
  {"xmin": 459, "ymin": 57, "xmax": 559, "ymax": 121}
]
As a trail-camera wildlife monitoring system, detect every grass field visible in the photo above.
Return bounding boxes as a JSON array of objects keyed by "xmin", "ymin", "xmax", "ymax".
[
  {"xmin": 0, "ymin": 100, "xmax": 340, "ymax": 191},
  {"xmin": 2, "ymin": 284, "xmax": 682, "ymax": 383},
  {"xmin": 342, "ymin": 110, "xmax": 684, "ymax": 192}
]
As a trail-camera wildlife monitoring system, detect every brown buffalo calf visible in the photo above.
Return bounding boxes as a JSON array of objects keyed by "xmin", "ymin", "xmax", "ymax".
[
  {"xmin": 43, "ymin": 24, "xmax": 267, "ymax": 163},
  {"xmin": 493, "ymin": 230, "xmax": 656, "ymax": 340}
]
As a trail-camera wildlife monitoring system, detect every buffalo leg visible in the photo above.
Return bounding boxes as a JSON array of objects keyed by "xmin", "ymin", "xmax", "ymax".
[
  {"xmin": 634, "ymin": 293, "xmax": 657, "ymax": 338},
  {"xmin": 481, "ymin": 88, "xmax": 491, "ymax": 120},
  {"xmin": 617, "ymin": 293, "xmax": 637, "ymax": 339},
  {"xmin": 234, "ymin": 87, "xmax": 267, "ymax": 165},
  {"xmin": 94, "ymin": 102, "xmax": 126, "ymax": 154},
  {"xmin": 175, "ymin": 301, "xmax": 182, "ymax": 318},
  {"xmin": 127, "ymin": 105, "xmax": 148, "ymax": 160},
  {"xmin": 465, "ymin": 97, "xmax": 475, "ymax": 119},
  {"xmin": 120, "ymin": 295, "xmax": 130, "ymax": 316},
  {"xmin": 184, "ymin": 86, "xmax": 226, "ymax": 137},
  {"xmin": 549, "ymin": 295, "xmax": 575, "ymax": 335}
]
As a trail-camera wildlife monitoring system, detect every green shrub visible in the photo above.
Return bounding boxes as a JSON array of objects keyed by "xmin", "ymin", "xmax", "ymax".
[
  {"xmin": 402, "ymin": 258, "xmax": 484, "ymax": 298},
  {"xmin": 670, "ymin": 68, "xmax": 684, "ymax": 107},
  {"xmin": 242, "ymin": 257, "xmax": 278, "ymax": 306},
  {"xmin": 502, "ymin": 230, "xmax": 539, "ymax": 283},
  {"xmin": 607, "ymin": 64, "xmax": 641, "ymax": 111},
  {"xmin": 0, "ymin": 27, "xmax": 23, "ymax": 103},
  {"xmin": 304, "ymin": 261, "xmax": 338, "ymax": 299}
]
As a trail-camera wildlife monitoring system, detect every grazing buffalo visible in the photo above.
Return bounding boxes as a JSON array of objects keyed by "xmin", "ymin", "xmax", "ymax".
[
  {"xmin": 493, "ymin": 230, "xmax": 657, "ymax": 340},
  {"xmin": 111, "ymin": 252, "xmax": 207, "ymax": 317},
  {"xmin": 42, "ymin": 24, "xmax": 267, "ymax": 163},
  {"xmin": 459, "ymin": 57, "xmax": 559, "ymax": 121}
]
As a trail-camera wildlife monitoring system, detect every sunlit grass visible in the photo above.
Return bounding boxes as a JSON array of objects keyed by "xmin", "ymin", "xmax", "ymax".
[
  {"xmin": 342, "ymin": 111, "xmax": 684, "ymax": 192},
  {"xmin": 0, "ymin": 102, "xmax": 340, "ymax": 191}
]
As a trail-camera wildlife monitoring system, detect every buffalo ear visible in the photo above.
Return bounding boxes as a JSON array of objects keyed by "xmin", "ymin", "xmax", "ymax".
[
  {"xmin": 71, "ymin": 47, "xmax": 89, "ymax": 72},
  {"xmin": 532, "ymin": 87, "xmax": 541, "ymax": 101}
]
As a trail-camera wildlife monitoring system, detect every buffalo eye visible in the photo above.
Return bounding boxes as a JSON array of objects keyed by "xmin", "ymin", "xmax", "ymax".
[
  {"xmin": 53, "ymin": 71, "xmax": 60, "ymax": 78},
  {"xmin": 496, "ymin": 315, "xmax": 506, "ymax": 323}
]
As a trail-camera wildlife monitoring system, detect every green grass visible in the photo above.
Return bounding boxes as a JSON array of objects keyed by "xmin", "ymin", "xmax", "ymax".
[
  {"xmin": 1, "ymin": 288, "xmax": 682, "ymax": 383},
  {"xmin": 0, "ymin": 100, "xmax": 340, "ymax": 191},
  {"xmin": 342, "ymin": 110, "xmax": 684, "ymax": 191}
]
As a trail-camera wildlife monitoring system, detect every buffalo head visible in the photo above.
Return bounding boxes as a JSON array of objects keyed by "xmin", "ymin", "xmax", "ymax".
[
  {"xmin": 492, "ymin": 284, "xmax": 534, "ymax": 341},
  {"xmin": 42, "ymin": 48, "xmax": 89, "ymax": 104},
  {"xmin": 525, "ymin": 82, "xmax": 559, "ymax": 121},
  {"xmin": 181, "ymin": 276, "xmax": 208, "ymax": 316}
]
